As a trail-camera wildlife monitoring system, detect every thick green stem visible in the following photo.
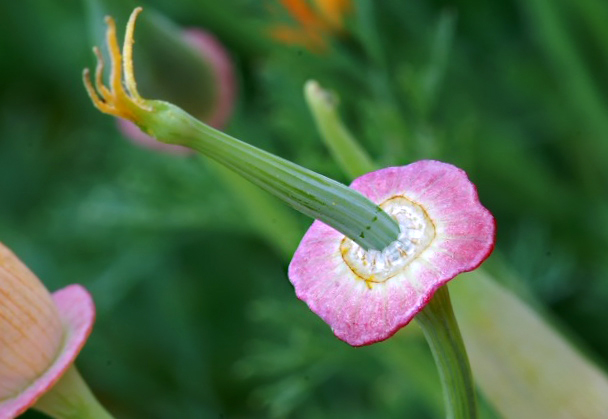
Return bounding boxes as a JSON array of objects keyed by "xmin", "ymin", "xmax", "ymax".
[
  {"xmin": 141, "ymin": 100, "xmax": 400, "ymax": 251},
  {"xmin": 84, "ymin": 6, "xmax": 399, "ymax": 250},
  {"xmin": 33, "ymin": 365, "xmax": 114, "ymax": 419},
  {"xmin": 415, "ymin": 286, "xmax": 478, "ymax": 419}
]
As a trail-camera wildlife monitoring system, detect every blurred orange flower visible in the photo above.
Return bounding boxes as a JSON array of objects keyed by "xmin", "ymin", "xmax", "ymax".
[{"xmin": 270, "ymin": 0, "xmax": 352, "ymax": 51}]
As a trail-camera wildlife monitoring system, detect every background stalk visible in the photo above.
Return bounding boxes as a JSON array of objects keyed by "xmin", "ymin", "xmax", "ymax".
[{"xmin": 33, "ymin": 366, "xmax": 114, "ymax": 419}]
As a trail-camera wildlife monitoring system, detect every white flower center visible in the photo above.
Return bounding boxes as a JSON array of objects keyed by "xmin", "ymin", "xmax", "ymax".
[{"xmin": 340, "ymin": 195, "xmax": 435, "ymax": 284}]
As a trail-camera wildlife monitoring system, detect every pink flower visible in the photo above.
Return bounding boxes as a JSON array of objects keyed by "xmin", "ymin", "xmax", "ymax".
[
  {"xmin": 0, "ymin": 243, "xmax": 95, "ymax": 417},
  {"xmin": 117, "ymin": 28, "xmax": 236, "ymax": 154},
  {"xmin": 289, "ymin": 160, "xmax": 495, "ymax": 346}
]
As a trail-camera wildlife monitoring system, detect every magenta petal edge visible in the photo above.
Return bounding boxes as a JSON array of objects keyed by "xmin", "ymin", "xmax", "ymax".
[{"xmin": 288, "ymin": 160, "xmax": 496, "ymax": 347}]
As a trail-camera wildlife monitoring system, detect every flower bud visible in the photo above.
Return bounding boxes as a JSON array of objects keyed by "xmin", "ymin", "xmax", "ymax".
[
  {"xmin": 0, "ymin": 243, "xmax": 95, "ymax": 417},
  {"xmin": 0, "ymin": 244, "xmax": 64, "ymax": 400}
]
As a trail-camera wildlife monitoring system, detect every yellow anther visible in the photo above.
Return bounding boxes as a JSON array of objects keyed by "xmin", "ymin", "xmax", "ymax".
[
  {"xmin": 83, "ymin": 68, "xmax": 115, "ymax": 115},
  {"xmin": 124, "ymin": 7, "xmax": 144, "ymax": 102},
  {"xmin": 104, "ymin": 15, "xmax": 124, "ymax": 101},
  {"xmin": 82, "ymin": 7, "xmax": 150, "ymax": 122},
  {"xmin": 93, "ymin": 47, "xmax": 111, "ymax": 101}
]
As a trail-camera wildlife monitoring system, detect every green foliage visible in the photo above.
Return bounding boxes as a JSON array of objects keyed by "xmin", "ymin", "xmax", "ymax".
[{"xmin": 1, "ymin": 0, "xmax": 608, "ymax": 417}]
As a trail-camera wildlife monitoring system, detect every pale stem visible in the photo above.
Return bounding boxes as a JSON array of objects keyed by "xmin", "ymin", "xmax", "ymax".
[{"xmin": 33, "ymin": 365, "xmax": 114, "ymax": 419}]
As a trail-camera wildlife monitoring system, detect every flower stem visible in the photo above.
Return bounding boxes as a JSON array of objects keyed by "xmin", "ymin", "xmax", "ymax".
[
  {"xmin": 143, "ymin": 100, "xmax": 400, "ymax": 251},
  {"xmin": 415, "ymin": 286, "xmax": 478, "ymax": 419},
  {"xmin": 303, "ymin": 81, "xmax": 478, "ymax": 418},
  {"xmin": 33, "ymin": 365, "xmax": 114, "ymax": 419}
]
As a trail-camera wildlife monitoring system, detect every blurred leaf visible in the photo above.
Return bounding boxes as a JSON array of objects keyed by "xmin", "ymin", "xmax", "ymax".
[{"xmin": 452, "ymin": 270, "xmax": 608, "ymax": 418}]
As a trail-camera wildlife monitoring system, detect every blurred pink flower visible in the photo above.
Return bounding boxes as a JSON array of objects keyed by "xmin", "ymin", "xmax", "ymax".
[
  {"xmin": 117, "ymin": 28, "xmax": 236, "ymax": 154},
  {"xmin": 289, "ymin": 160, "xmax": 495, "ymax": 346},
  {"xmin": 0, "ymin": 243, "xmax": 95, "ymax": 417}
]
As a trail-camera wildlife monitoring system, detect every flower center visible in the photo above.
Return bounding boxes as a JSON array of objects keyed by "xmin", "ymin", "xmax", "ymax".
[{"xmin": 340, "ymin": 195, "xmax": 435, "ymax": 285}]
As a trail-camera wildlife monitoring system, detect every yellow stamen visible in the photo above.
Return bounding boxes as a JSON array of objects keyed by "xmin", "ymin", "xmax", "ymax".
[
  {"xmin": 93, "ymin": 47, "xmax": 111, "ymax": 101},
  {"xmin": 83, "ymin": 68, "xmax": 115, "ymax": 115},
  {"xmin": 124, "ymin": 7, "xmax": 144, "ymax": 102},
  {"xmin": 104, "ymin": 16, "xmax": 124, "ymax": 100},
  {"xmin": 82, "ymin": 7, "xmax": 151, "ymax": 122}
]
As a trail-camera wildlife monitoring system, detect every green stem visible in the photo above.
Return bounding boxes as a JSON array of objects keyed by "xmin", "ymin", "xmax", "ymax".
[
  {"xmin": 142, "ymin": 100, "xmax": 400, "ymax": 251},
  {"xmin": 304, "ymin": 80, "xmax": 376, "ymax": 179},
  {"xmin": 415, "ymin": 286, "xmax": 478, "ymax": 419},
  {"xmin": 33, "ymin": 365, "xmax": 114, "ymax": 419}
]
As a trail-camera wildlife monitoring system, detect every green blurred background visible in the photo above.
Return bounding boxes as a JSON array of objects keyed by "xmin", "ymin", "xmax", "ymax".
[{"xmin": 1, "ymin": 0, "xmax": 608, "ymax": 417}]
